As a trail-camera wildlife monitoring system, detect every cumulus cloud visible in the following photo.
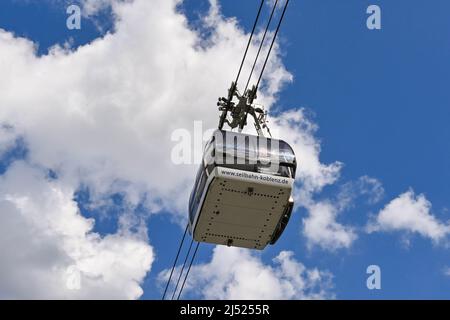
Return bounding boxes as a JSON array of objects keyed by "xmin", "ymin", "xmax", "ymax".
[
  {"xmin": 0, "ymin": 0, "xmax": 294, "ymax": 215},
  {"xmin": 0, "ymin": 0, "xmax": 301, "ymax": 298},
  {"xmin": 161, "ymin": 247, "xmax": 334, "ymax": 300},
  {"xmin": 338, "ymin": 176, "xmax": 385, "ymax": 208},
  {"xmin": 367, "ymin": 190, "xmax": 450, "ymax": 243},
  {"xmin": 0, "ymin": 0, "xmax": 345, "ymax": 231},
  {"xmin": 301, "ymin": 175, "xmax": 383, "ymax": 250},
  {"xmin": 303, "ymin": 201, "xmax": 357, "ymax": 250},
  {"xmin": 0, "ymin": 161, "xmax": 153, "ymax": 299},
  {"xmin": 0, "ymin": 0, "xmax": 371, "ymax": 298},
  {"xmin": 80, "ymin": 0, "xmax": 116, "ymax": 16},
  {"xmin": 272, "ymin": 111, "xmax": 381, "ymax": 251},
  {"xmin": 271, "ymin": 110, "xmax": 342, "ymax": 194},
  {"xmin": 269, "ymin": 110, "xmax": 356, "ymax": 250}
]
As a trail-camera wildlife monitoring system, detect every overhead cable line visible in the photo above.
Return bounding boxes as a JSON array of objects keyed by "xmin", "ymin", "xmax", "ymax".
[
  {"xmin": 255, "ymin": 0, "xmax": 290, "ymax": 91},
  {"xmin": 237, "ymin": 0, "xmax": 290, "ymax": 135},
  {"xmin": 161, "ymin": 223, "xmax": 188, "ymax": 300},
  {"xmin": 165, "ymin": 1, "xmax": 291, "ymax": 300},
  {"xmin": 219, "ymin": 0, "xmax": 264, "ymax": 130},
  {"xmin": 234, "ymin": 0, "xmax": 265, "ymax": 87},
  {"xmin": 171, "ymin": 237, "xmax": 195, "ymax": 300},
  {"xmin": 244, "ymin": 0, "xmax": 279, "ymax": 93},
  {"xmin": 177, "ymin": 242, "xmax": 201, "ymax": 300}
]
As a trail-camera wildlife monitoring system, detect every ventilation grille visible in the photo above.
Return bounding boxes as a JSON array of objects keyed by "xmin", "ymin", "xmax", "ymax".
[
  {"xmin": 222, "ymin": 187, "xmax": 281, "ymax": 199},
  {"xmin": 204, "ymin": 232, "xmax": 257, "ymax": 242}
]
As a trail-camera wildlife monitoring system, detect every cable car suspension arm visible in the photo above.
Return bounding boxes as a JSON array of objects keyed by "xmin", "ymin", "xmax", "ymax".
[{"xmin": 218, "ymin": 0, "xmax": 290, "ymax": 137}]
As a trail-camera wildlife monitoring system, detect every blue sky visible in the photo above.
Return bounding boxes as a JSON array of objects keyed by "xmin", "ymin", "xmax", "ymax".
[{"xmin": 1, "ymin": 0, "xmax": 450, "ymax": 299}]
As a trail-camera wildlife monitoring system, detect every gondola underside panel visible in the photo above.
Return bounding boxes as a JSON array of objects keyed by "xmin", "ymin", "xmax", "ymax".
[{"xmin": 193, "ymin": 174, "xmax": 292, "ymax": 250}]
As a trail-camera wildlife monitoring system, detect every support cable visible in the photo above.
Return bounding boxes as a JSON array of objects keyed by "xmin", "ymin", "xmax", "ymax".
[
  {"xmin": 177, "ymin": 242, "xmax": 201, "ymax": 300},
  {"xmin": 161, "ymin": 223, "xmax": 188, "ymax": 300},
  {"xmin": 255, "ymin": 0, "xmax": 290, "ymax": 91},
  {"xmin": 171, "ymin": 237, "xmax": 195, "ymax": 300},
  {"xmin": 234, "ymin": 0, "xmax": 265, "ymax": 86},
  {"xmin": 244, "ymin": 0, "xmax": 279, "ymax": 93},
  {"xmin": 218, "ymin": 0, "xmax": 264, "ymax": 130}
]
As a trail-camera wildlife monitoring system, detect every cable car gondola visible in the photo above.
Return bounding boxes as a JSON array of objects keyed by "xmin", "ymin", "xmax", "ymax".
[
  {"xmin": 188, "ymin": 129, "xmax": 296, "ymax": 250},
  {"xmin": 164, "ymin": 0, "xmax": 293, "ymax": 300}
]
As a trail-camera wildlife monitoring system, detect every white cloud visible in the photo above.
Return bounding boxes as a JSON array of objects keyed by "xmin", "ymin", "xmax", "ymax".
[
  {"xmin": 161, "ymin": 246, "xmax": 334, "ymax": 300},
  {"xmin": 367, "ymin": 190, "xmax": 449, "ymax": 243},
  {"xmin": 0, "ymin": 0, "xmax": 294, "ymax": 215},
  {"xmin": 0, "ymin": 0, "xmax": 343, "ymax": 226},
  {"xmin": 303, "ymin": 201, "xmax": 357, "ymax": 251},
  {"xmin": 301, "ymin": 175, "xmax": 383, "ymax": 250},
  {"xmin": 271, "ymin": 110, "xmax": 342, "ymax": 194},
  {"xmin": 0, "ymin": 0, "xmax": 365, "ymax": 298},
  {"xmin": 270, "ymin": 110, "xmax": 357, "ymax": 250},
  {"xmin": 0, "ymin": 0, "xmax": 298, "ymax": 298},
  {"xmin": 338, "ymin": 176, "xmax": 385, "ymax": 208},
  {"xmin": 80, "ymin": 0, "xmax": 116, "ymax": 16},
  {"xmin": 0, "ymin": 161, "xmax": 153, "ymax": 299}
]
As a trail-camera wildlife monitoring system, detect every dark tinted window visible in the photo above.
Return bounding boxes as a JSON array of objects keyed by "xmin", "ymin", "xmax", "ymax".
[
  {"xmin": 189, "ymin": 164, "xmax": 208, "ymax": 223},
  {"xmin": 211, "ymin": 130, "xmax": 297, "ymax": 178}
]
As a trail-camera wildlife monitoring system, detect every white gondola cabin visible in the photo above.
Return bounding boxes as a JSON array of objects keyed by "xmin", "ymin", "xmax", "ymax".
[{"xmin": 188, "ymin": 129, "xmax": 296, "ymax": 250}]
